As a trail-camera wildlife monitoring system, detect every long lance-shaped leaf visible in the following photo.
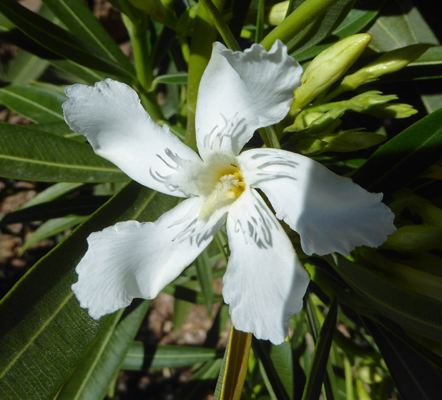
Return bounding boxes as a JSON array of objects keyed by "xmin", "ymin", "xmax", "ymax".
[
  {"xmin": 0, "ymin": 123, "xmax": 129, "ymax": 183},
  {"xmin": 40, "ymin": 0, "xmax": 133, "ymax": 71},
  {"xmin": 295, "ymin": 0, "xmax": 385, "ymax": 61},
  {"xmin": 302, "ymin": 296, "xmax": 338, "ymax": 400},
  {"xmin": 56, "ymin": 301, "xmax": 150, "ymax": 400},
  {"xmin": 0, "ymin": 197, "xmax": 110, "ymax": 225},
  {"xmin": 331, "ymin": 255, "xmax": 442, "ymax": 341},
  {"xmin": 363, "ymin": 318, "xmax": 442, "ymax": 400},
  {"xmin": 288, "ymin": 0, "xmax": 356, "ymax": 56},
  {"xmin": 122, "ymin": 342, "xmax": 221, "ymax": 370},
  {"xmin": 252, "ymin": 339, "xmax": 292, "ymax": 400},
  {"xmin": 19, "ymin": 216, "xmax": 88, "ymax": 256},
  {"xmin": 0, "ymin": 0, "xmax": 135, "ymax": 81},
  {"xmin": 0, "ymin": 84, "xmax": 65, "ymax": 123},
  {"xmin": 213, "ymin": 326, "xmax": 252, "ymax": 400},
  {"xmin": 352, "ymin": 107, "xmax": 442, "ymax": 195},
  {"xmin": 196, "ymin": 248, "xmax": 214, "ymax": 315},
  {"xmin": 0, "ymin": 181, "xmax": 179, "ymax": 400}
]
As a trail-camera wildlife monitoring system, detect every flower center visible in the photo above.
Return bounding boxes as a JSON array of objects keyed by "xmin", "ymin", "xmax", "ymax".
[{"xmin": 199, "ymin": 166, "xmax": 246, "ymax": 219}]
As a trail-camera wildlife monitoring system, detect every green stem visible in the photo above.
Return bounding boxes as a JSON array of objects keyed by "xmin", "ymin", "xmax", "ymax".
[
  {"xmin": 186, "ymin": 0, "xmax": 226, "ymax": 151},
  {"xmin": 264, "ymin": 125, "xmax": 281, "ymax": 149},
  {"xmin": 123, "ymin": 14, "xmax": 163, "ymax": 121},
  {"xmin": 201, "ymin": 0, "xmax": 241, "ymax": 51},
  {"xmin": 260, "ymin": 0, "xmax": 340, "ymax": 50}
]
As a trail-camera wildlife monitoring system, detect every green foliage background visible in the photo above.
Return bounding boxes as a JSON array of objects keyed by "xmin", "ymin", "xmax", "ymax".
[{"xmin": 1, "ymin": 0, "xmax": 442, "ymax": 399}]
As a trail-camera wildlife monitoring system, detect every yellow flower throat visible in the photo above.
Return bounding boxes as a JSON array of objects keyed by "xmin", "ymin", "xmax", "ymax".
[{"xmin": 199, "ymin": 166, "xmax": 246, "ymax": 219}]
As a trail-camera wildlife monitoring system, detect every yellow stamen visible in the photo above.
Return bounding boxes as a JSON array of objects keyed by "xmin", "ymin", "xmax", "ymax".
[{"xmin": 199, "ymin": 168, "xmax": 246, "ymax": 219}]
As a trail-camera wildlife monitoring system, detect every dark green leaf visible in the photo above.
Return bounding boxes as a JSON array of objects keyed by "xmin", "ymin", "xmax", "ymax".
[
  {"xmin": 21, "ymin": 182, "xmax": 84, "ymax": 209},
  {"xmin": 151, "ymin": 73, "xmax": 188, "ymax": 90},
  {"xmin": 196, "ymin": 248, "xmax": 214, "ymax": 314},
  {"xmin": 40, "ymin": 0, "xmax": 133, "ymax": 71},
  {"xmin": 296, "ymin": 0, "xmax": 385, "ymax": 61},
  {"xmin": 302, "ymin": 297, "xmax": 338, "ymax": 400},
  {"xmin": 331, "ymin": 255, "xmax": 442, "ymax": 341},
  {"xmin": 0, "ymin": 84, "xmax": 66, "ymax": 123},
  {"xmin": 19, "ymin": 215, "xmax": 87, "ymax": 255},
  {"xmin": 0, "ymin": 181, "xmax": 179, "ymax": 400},
  {"xmin": 253, "ymin": 339, "xmax": 291, "ymax": 400},
  {"xmin": 0, "ymin": 0, "xmax": 135, "ymax": 81},
  {"xmin": 352, "ymin": 108, "xmax": 442, "ymax": 194},
  {"xmin": 0, "ymin": 197, "xmax": 110, "ymax": 225},
  {"xmin": 57, "ymin": 301, "xmax": 150, "ymax": 400},
  {"xmin": 122, "ymin": 342, "xmax": 220, "ymax": 370},
  {"xmin": 0, "ymin": 123, "xmax": 129, "ymax": 182},
  {"xmin": 289, "ymin": 0, "xmax": 356, "ymax": 56},
  {"xmin": 363, "ymin": 318, "xmax": 442, "ymax": 400},
  {"xmin": 5, "ymin": 50, "xmax": 49, "ymax": 83},
  {"xmin": 368, "ymin": 0, "xmax": 439, "ymax": 52}
]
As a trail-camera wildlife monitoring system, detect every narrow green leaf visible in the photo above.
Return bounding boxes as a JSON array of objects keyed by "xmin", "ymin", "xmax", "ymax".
[
  {"xmin": 270, "ymin": 342, "xmax": 295, "ymax": 400},
  {"xmin": 19, "ymin": 215, "xmax": 88, "ymax": 255},
  {"xmin": 0, "ymin": 182, "xmax": 179, "ymax": 400},
  {"xmin": 288, "ymin": 0, "xmax": 356, "ymax": 56},
  {"xmin": 363, "ymin": 318, "xmax": 442, "ymax": 400},
  {"xmin": 302, "ymin": 297, "xmax": 337, "ymax": 400},
  {"xmin": 331, "ymin": 255, "xmax": 442, "ymax": 341},
  {"xmin": 5, "ymin": 49, "xmax": 49, "ymax": 83},
  {"xmin": 33, "ymin": 121, "xmax": 87, "ymax": 141},
  {"xmin": 21, "ymin": 182, "xmax": 84, "ymax": 209},
  {"xmin": 57, "ymin": 301, "xmax": 150, "ymax": 400},
  {"xmin": 122, "ymin": 342, "xmax": 220, "ymax": 370},
  {"xmin": 41, "ymin": 0, "xmax": 133, "ymax": 71},
  {"xmin": 162, "ymin": 282, "xmax": 223, "ymax": 305},
  {"xmin": 252, "ymin": 339, "xmax": 291, "ymax": 400},
  {"xmin": 196, "ymin": 248, "xmax": 214, "ymax": 314},
  {"xmin": 0, "ymin": 0, "xmax": 135, "ymax": 81},
  {"xmin": 49, "ymin": 58, "xmax": 110, "ymax": 85},
  {"xmin": 0, "ymin": 123, "xmax": 129, "ymax": 182},
  {"xmin": 1, "ymin": 197, "xmax": 110, "ymax": 225},
  {"xmin": 295, "ymin": 0, "xmax": 385, "ymax": 61},
  {"xmin": 368, "ymin": 0, "xmax": 439, "ymax": 52},
  {"xmin": 352, "ymin": 108, "xmax": 442, "ymax": 194},
  {"xmin": 151, "ymin": 73, "xmax": 188, "ymax": 90},
  {"xmin": 0, "ymin": 85, "xmax": 65, "ymax": 123},
  {"xmin": 176, "ymin": 359, "xmax": 222, "ymax": 400}
]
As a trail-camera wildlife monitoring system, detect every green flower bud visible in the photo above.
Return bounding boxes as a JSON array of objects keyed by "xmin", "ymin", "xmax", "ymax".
[
  {"xmin": 407, "ymin": 197, "xmax": 442, "ymax": 227},
  {"xmin": 286, "ymin": 107, "xmax": 345, "ymax": 133},
  {"xmin": 321, "ymin": 129, "xmax": 386, "ymax": 153},
  {"xmin": 346, "ymin": 91, "xmax": 397, "ymax": 110},
  {"xmin": 293, "ymin": 112, "xmax": 324, "ymax": 130},
  {"xmin": 268, "ymin": 1, "xmax": 289, "ymax": 26},
  {"xmin": 291, "ymin": 34, "xmax": 372, "ymax": 111},
  {"xmin": 361, "ymin": 103, "xmax": 418, "ymax": 119},
  {"xmin": 382, "ymin": 225, "xmax": 442, "ymax": 252},
  {"xmin": 341, "ymin": 44, "xmax": 431, "ymax": 91}
]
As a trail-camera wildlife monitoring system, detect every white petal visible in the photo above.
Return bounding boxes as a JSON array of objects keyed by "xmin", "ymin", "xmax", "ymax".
[
  {"xmin": 63, "ymin": 79, "xmax": 203, "ymax": 197},
  {"xmin": 223, "ymin": 189, "xmax": 310, "ymax": 344},
  {"xmin": 195, "ymin": 41, "xmax": 302, "ymax": 160},
  {"xmin": 72, "ymin": 197, "xmax": 227, "ymax": 319},
  {"xmin": 239, "ymin": 149, "xmax": 396, "ymax": 256}
]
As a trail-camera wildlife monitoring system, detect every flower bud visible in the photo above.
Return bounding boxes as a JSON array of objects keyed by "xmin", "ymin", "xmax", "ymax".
[
  {"xmin": 361, "ymin": 103, "xmax": 418, "ymax": 119},
  {"xmin": 291, "ymin": 34, "xmax": 372, "ymax": 111},
  {"xmin": 341, "ymin": 44, "xmax": 430, "ymax": 90},
  {"xmin": 382, "ymin": 225, "xmax": 442, "ymax": 252},
  {"xmin": 268, "ymin": 1, "xmax": 289, "ymax": 26},
  {"xmin": 407, "ymin": 197, "xmax": 442, "ymax": 227}
]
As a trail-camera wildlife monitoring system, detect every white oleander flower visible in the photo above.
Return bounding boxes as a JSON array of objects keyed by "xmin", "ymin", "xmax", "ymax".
[{"xmin": 63, "ymin": 41, "xmax": 395, "ymax": 344}]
